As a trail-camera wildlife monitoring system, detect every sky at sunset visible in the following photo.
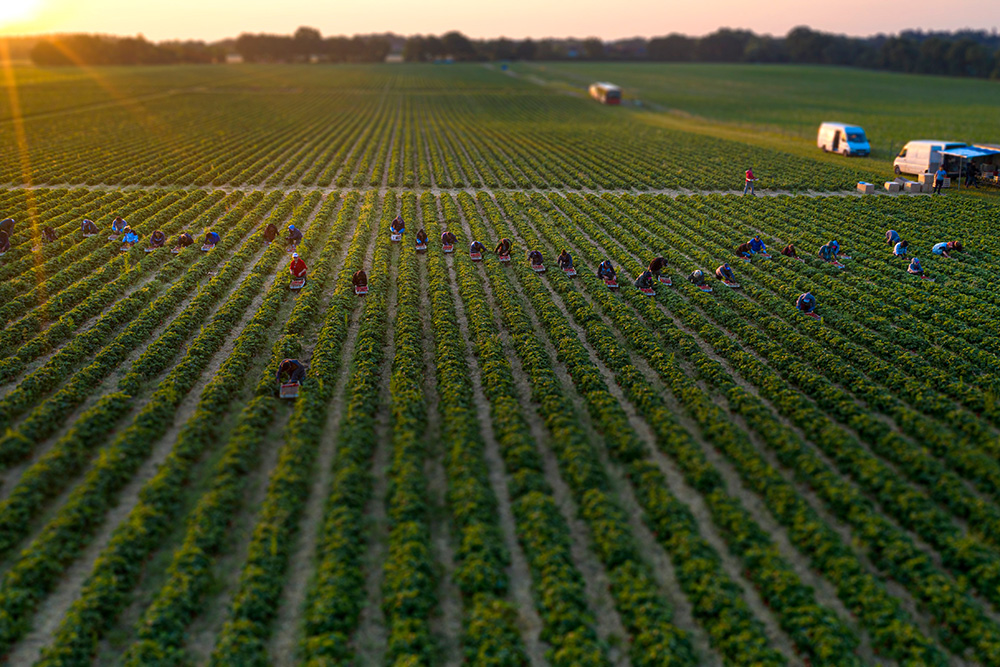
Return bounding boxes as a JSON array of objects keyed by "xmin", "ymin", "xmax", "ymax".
[{"xmin": 1, "ymin": 0, "xmax": 998, "ymax": 41}]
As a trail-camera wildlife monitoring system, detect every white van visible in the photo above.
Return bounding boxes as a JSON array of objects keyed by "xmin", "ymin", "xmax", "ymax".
[
  {"xmin": 817, "ymin": 122, "xmax": 870, "ymax": 157},
  {"xmin": 893, "ymin": 140, "xmax": 966, "ymax": 175}
]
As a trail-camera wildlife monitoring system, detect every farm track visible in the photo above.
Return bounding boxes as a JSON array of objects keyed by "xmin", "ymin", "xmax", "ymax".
[{"xmin": 2, "ymin": 180, "xmax": 907, "ymax": 199}]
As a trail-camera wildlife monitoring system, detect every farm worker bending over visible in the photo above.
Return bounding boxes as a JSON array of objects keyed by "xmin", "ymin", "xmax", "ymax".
[
  {"xmin": 635, "ymin": 270, "xmax": 654, "ymax": 289},
  {"xmin": 470, "ymin": 240, "xmax": 486, "ymax": 255},
  {"xmin": 818, "ymin": 243, "xmax": 837, "ymax": 262},
  {"xmin": 442, "ymin": 230, "xmax": 457, "ymax": 245},
  {"xmin": 177, "ymin": 232, "xmax": 194, "ymax": 248},
  {"xmin": 648, "ymin": 256, "xmax": 667, "ymax": 277},
  {"xmin": 122, "ymin": 227, "xmax": 139, "ymax": 246},
  {"xmin": 204, "ymin": 231, "xmax": 220, "ymax": 247},
  {"xmin": 558, "ymin": 250, "xmax": 574, "ymax": 269},
  {"xmin": 934, "ymin": 165, "xmax": 948, "ymax": 194},
  {"xmin": 495, "ymin": 238, "xmax": 512, "ymax": 255},
  {"xmin": 715, "ymin": 264, "xmax": 736, "ymax": 282},
  {"xmin": 796, "ymin": 292, "xmax": 816, "ymax": 314},
  {"xmin": 276, "ymin": 358, "xmax": 306, "ymax": 385},
  {"xmin": 352, "ymin": 268, "xmax": 368, "ymax": 288},
  {"xmin": 263, "ymin": 223, "xmax": 278, "ymax": 243},
  {"xmin": 743, "ymin": 167, "xmax": 755, "ymax": 195},
  {"xmin": 893, "ymin": 240, "xmax": 909, "ymax": 257},
  {"xmin": 598, "ymin": 260, "xmax": 616, "ymax": 281},
  {"xmin": 416, "ymin": 229, "xmax": 428, "ymax": 245},
  {"xmin": 687, "ymin": 269, "xmax": 708, "ymax": 286},
  {"xmin": 81, "ymin": 219, "xmax": 99, "ymax": 235},
  {"xmin": 287, "ymin": 225, "xmax": 302, "ymax": 246},
  {"xmin": 149, "ymin": 230, "xmax": 166, "ymax": 248},
  {"xmin": 528, "ymin": 250, "xmax": 543, "ymax": 266},
  {"xmin": 735, "ymin": 241, "xmax": 753, "ymax": 259},
  {"xmin": 781, "ymin": 243, "xmax": 798, "ymax": 258},
  {"xmin": 749, "ymin": 235, "xmax": 767, "ymax": 254},
  {"xmin": 0, "ymin": 218, "xmax": 14, "ymax": 236},
  {"xmin": 42, "ymin": 226, "xmax": 57, "ymax": 243},
  {"xmin": 290, "ymin": 252, "xmax": 307, "ymax": 279},
  {"xmin": 932, "ymin": 241, "xmax": 963, "ymax": 257},
  {"xmin": 0, "ymin": 230, "xmax": 9, "ymax": 253},
  {"xmin": 907, "ymin": 257, "xmax": 924, "ymax": 276},
  {"xmin": 828, "ymin": 240, "xmax": 841, "ymax": 258},
  {"xmin": 391, "ymin": 215, "xmax": 405, "ymax": 235},
  {"xmin": 885, "ymin": 229, "xmax": 900, "ymax": 245},
  {"xmin": 110, "ymin": 217, "xmax": 127, "ymax": 234}
]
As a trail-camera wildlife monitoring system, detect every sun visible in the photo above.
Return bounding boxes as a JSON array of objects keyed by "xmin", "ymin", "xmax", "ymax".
[{"xmin": 0, "ymin": 0, "xmax": 42, "ymax": 26}]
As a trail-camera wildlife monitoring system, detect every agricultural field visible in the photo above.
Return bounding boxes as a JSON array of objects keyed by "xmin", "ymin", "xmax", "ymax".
[
  {"xmin": 0, "ymin": 62, "xmax": 999, "ymax": 667},
  {"xmin": 512, "ymin": 61, "xmax": 1000, "ymax": 165}
]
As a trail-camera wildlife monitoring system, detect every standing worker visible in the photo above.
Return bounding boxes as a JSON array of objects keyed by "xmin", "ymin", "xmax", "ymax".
[
  {"xmin": 934, "ymin": 163, "xmax": 948, "ymax": 195},
  {"xmin": 744, "ymin": 167, "xmax": 756, "ymax": 195}
]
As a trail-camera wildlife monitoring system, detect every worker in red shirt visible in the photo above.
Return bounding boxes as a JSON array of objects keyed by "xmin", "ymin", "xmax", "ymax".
[
  {"xmin": 289, "ymin": 252, "xmax": 307, "ymax": 283},
  {"xmin": 744, "ymin": 167, "xmax": 756, "ymax": 195}
]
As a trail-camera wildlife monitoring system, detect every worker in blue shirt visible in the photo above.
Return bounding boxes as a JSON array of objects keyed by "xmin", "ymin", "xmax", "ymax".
[
  {"xmin": 886, "ymin": 229, "xmax": 900, "ymax": 246},
  {"xmin": 907, "ymin": 257, "xmax": 924, "ymax": 276},
  {"xmin": 204, "ymin": 230, "xmax": 220, "ymax": 247},
  {"xmin": 796, "ymin": 292, "xmax": 816, "ymax": 314},
  {"xmin": 598, "ymin": 260, "xmax": 616, "ymax": 281},
  {"xmin": 893, "ymin": 240, "xmax": 908, "ymax": 257},
  {"xmin": 121, "ymin": 227, "xmax": 139, "ymax": 246},
  {"xmin": 390, "ymin": 215, "xmax": 405, "ymax": 235},
  {"xmin": 934, "ymin": 165, "xmax": 948, "ymax": 194},
  {"xmin": 749, "ymin": 235, "xmax": 767, "ymax": 254}
]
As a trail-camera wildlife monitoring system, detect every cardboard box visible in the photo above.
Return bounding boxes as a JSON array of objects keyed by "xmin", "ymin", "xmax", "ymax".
[
  {"xmin": 857, "ymin": 182, "xmax": 874, "ymax": 194},
  {"xmin": 904, "ymin": 181, "xmax": 923, "ymax": 193},
  {"xmin": 884, "ymin": 181, "xmax": 901, "ymax": 192}
]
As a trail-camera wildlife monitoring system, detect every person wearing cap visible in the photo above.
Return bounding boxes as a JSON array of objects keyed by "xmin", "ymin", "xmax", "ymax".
[
  {"xmin": 287, "ymin": 224, "xmax": 302, "ymax": 247},
  {"xmin": 204, "ymin": 230, "xmax": 220, "ymax": 247},
  {"xmin": 441, "ymin": 230, "xmax": 457, "ymax": 246},
  {"xmin": 749, "ymin": 235, "xmax": 767, "ymax": 255},
  {"xmin": 289, "ymin": 252, "xmax": 307, "ymax": 282},
  {"xmin": 81, "ymin": 219, "xmax": 99, "ymax": 235},
  {"xmin": 907, "ymin": 257, "xmax": 925, "ymax": 276},
  {"xmin": 470, "ymin": 240, "xmax": 486, "ymax": 255},
  {"xmin": 796, "ymin": 292, "xmax": 817, "ymax": 314}
]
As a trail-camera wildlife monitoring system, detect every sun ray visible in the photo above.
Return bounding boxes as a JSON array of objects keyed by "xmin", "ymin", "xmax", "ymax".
[{"xmin": 0, "ymin": 38, "xmax": 43, "ymax": 287}]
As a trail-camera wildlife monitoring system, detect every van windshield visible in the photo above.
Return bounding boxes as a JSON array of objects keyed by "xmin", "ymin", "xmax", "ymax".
[{"xmin": 846, "ymin": 132, "xmax": 866, "ymax": 143}]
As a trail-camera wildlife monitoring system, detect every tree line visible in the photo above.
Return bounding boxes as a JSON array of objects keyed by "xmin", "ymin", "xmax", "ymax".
[{"xmin": 17, "ymin": 26, "xmax": 1000, "ymax": 79}]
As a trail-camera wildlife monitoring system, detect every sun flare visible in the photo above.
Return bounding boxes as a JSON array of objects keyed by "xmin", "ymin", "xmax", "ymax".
[{"xmin": 0, "ymin": 0, "xmax": 42, "ymax": 26}]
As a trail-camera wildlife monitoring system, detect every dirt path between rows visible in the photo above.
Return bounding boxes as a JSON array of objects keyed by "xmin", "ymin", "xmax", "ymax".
[
  {"xmin": 266, "ymin": 210, "xmax": 380, "ymax": 666},
  {"xmin": 3, "ymin": 254, "xmax": 285, "ymax": 666}
]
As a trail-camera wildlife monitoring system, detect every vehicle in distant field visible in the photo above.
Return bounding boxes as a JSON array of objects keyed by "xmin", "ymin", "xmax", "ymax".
[
  {"xmin": 893, "ymin": 140, "xmax": 965, "ymax": 175},
  {"xmin": 589, "ymin": 82, "xmax": 621, "ymax": 105},
  {"xmin": 817, "ymin": 122, "xmax": 870, "ymax": 156}
]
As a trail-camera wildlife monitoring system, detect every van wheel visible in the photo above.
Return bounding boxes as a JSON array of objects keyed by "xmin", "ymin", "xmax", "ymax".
[{"xmin": 894, "ymin": 165, "xmax": 901, "ymax": 175}]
